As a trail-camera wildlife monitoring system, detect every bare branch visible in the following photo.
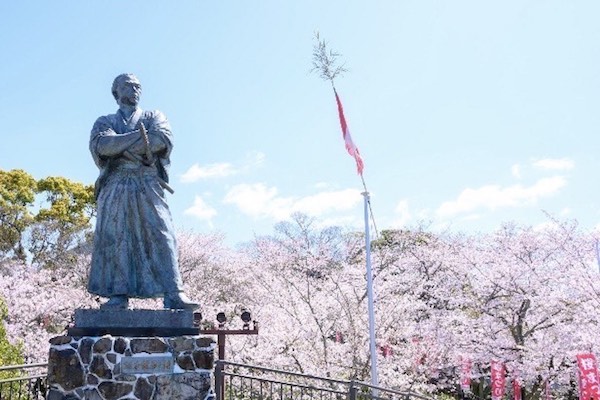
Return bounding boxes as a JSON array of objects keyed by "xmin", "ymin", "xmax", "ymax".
[{"xmin": 311, "ymin": 31, "xmax": 348, "ymax": 83}]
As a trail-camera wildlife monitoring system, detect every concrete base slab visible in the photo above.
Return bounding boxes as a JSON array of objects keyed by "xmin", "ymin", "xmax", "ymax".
[{"xmin": 69, "ymin": 309, "xmax": 200, "ymax": 337}]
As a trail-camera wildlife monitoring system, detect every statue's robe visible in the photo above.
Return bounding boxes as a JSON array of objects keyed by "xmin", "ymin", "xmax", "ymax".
[{"xmin": 88, "ymin": 108, "xmax": 183, "ymax": 298}]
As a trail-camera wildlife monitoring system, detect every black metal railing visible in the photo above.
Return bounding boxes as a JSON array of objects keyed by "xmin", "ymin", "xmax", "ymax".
[
  {"xmin": 215, "ymin": 361, "xmax": 438, "ymax": 400},
  {"xmin": 0, "ymin": 363, "xmax": 48, "ymax": 400},
  {"xmin": 0, "ymin": 361, "xmax": 438, "ymax": 400}
]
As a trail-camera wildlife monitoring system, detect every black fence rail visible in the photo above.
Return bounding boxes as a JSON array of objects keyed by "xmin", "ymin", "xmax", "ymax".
[
  {"xmin": 0, "ymin": 363, "xmax": 48, "ymax": 400},
  {"xmin": 215, "ymin": 361, "xmax": 438, "ymax": 400},
  {"xmin": 0, "ymin": 361, "xmax": 438, "ymax": 400}
]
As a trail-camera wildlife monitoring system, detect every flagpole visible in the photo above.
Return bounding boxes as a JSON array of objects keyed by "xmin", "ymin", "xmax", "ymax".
[
  {"xmin": 332, "ymin": 82, "xmax": 379, "ymax": 389},
  {"xmin": 362, "ymin": 191, "xmax": 379, "ymax": 393},
  {"xmin": 314, "ymin": 46, "xmax": 380, "ymax": 389},
  {"xmin": 595, "ymin": 239, "xmax": 600, "ymax": 273},
  {"xmin": 360, "ymin": 174, "xmax": 379, "ymax": 239}
]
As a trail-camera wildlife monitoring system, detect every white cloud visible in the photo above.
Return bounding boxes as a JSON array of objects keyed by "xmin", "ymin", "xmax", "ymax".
[
  {"xmin": 180, "ymin": 163, "xmax": 235, "ymax": 182},
  {"xmin": 316, "ymin": 215, "xmax": 361, "ymax": 230},
  {"xmin": 244, "ymin": 151, "xmax": 266, "ymax": 169},
  {"xmin": 184, "ymin": 196, "xmax": 218, "ymax": 221},
  {"xmin": 223, "ymin": 184, "xmax": 292, "ymax": 220},
  {"xmin": 293, "ymin": 190, "xmax": 362, "ymax": 215},
  {"xmin": 314, "ymin": 182, "xmax": 332, "ymax": 189},
  {"xmin": 180, "ymin": 151, "xmax": 265, "ymax": 183},
  {"xmin": 436, "ymin": 176, "xmax": 567, "ymax": 217},
  {"xmin": 559, "ymin": 207, "xmax": 572, "ymax": 216},
  {"xmin": 392, "ymin": 200, "xmax": 411, "ymax": 228},
  {"xmin": 532, "ymin": 158, "xmax": 574, "ymax": 171},
  {"xmin": 223, "ymin": 183, "xmax": 362, "ymax": 221},
  {"xmin": 461, "ymin": 213, "xmax": 482, "ymax": 221},
  {"xmin": 511, "ymin": 164, "xmax": 521, "ymax": 179}
]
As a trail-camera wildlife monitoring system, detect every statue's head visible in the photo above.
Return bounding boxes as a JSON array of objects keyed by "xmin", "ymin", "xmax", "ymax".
[{"xmin": 112, "ymin": 73, "xmax": 142, "ymax": 107}]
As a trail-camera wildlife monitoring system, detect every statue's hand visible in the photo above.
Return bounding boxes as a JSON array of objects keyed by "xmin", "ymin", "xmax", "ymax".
[{"xmin": 128, "ymin": 135, "xmax": 147, "ymax": 156}]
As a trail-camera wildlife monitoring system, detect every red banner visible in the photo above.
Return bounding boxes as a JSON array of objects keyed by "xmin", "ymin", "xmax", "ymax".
[
  {"xmin": 491, "ymin": 361, "xmax": 506, "ymax": 400},
  {"xmin": 460, "ymin": 358, "xmax": 472, "ymax": 392},
  {"xmin": 577, "ymin": 353, "xmax": 600, "ymax": 400},
  {"xmin": 513, "ymin": 376, "xmax": 522, "ymax": 400}
]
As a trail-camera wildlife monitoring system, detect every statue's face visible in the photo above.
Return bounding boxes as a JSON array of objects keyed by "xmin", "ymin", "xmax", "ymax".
[{"xmin": 116, "ymin": 77, "xmax": 142, "ymax": 107}]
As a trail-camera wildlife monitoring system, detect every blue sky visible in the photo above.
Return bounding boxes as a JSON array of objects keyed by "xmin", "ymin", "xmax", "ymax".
[{"xmin": 1, "ymin": 1, "xmax": 600, "ymax": 245}]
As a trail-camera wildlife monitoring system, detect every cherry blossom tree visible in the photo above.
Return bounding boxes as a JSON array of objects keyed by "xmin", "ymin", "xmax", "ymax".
[
  {"xmin": 0, "ymin": 212, "xmax": 598, "ymax": 400},
  {"xmin": 373, "ymin": 220, "xmax": 597, "ymax": 399},
  {"xmin": 452, "ymin": 221, "xmax": 596, "ymax": 399},
  {"xmin": 235, "ymin": 214, "xmax": 371, "ymax": 378},
  {"xmin": 177, "ymin": 230, "xmax": 253, "ymax": 327},
  {"xmin": 0, "ymin": 258, "xmax": 97, "ymax": 362}
]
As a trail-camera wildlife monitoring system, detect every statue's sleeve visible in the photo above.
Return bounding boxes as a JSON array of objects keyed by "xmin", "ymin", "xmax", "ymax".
[
  {"xmin": 89, "ymin": 115, "xmax": 141, "ymax": 167},
  {"xmin": 147, "ymin": 110, "xmax": 173, "ymax": 183},
  {"xmin": 146, "ymin": 110, "xmax": 173, "ymax": 157}
]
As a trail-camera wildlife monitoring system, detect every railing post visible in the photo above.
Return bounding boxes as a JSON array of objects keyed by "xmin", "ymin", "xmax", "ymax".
[
  {"xmin": 217, "ymin": 332, "xmax": 226, "ymax": 400},
  {"xmin": 215, "ymin": 361, "xmax": 223, "ymax": 400},
  {"xmin": 348, "ymin": 380, "xmax": 357, "ymax": 400}
]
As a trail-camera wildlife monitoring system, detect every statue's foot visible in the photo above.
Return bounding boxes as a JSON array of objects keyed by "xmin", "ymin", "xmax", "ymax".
[
  {"xmin": 100, "ymin": 295, "xmax": 129, "ymax": 310},
  {"xmin": 164, "ymin": 292, "xmax": 199, "ymax": 310}
]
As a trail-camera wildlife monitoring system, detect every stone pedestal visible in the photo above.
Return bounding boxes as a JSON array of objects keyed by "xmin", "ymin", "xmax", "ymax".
[
  {"xmin": 68, "ymin": 309, "xmax": 200, "ymax": 337},
  {"xmin": 46, "ymin": 335, "xmax": 215, "ymax": 400}
]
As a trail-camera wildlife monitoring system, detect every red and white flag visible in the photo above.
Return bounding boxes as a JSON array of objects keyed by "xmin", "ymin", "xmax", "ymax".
[
  {"xmin": 334, "ymin": 89, "xmax": 364, "ymax": 175},
  {"xmin": 460, "ymin": 358, "xmax": 472, "ymax": 392},
  {"xmin": 513, "ymin": 377, "xmax": 522, "ymax": 400},
  {"xmin": 491, "ymin": 360, "xmax": 506, "ymax": 400},
  {"xmin": 577, "ymin": 353, "xmax": 600, "ymax": 400}
]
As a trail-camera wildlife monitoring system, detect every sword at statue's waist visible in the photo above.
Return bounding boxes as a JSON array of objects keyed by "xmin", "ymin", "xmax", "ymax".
[{"xmin": 121, "ymin": 150, "xmax": 175, "ymax": 194}]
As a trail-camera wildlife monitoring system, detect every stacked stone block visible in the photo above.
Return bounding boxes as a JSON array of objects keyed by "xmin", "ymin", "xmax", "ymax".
[{"xmin": 46, "ymin": 335, "xmax": 215, "ymax": 400}]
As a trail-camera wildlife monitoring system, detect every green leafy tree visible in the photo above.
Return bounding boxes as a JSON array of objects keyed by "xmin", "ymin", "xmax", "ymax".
[
  {"xmin": 30, "ymin": 176, "xmax": 95, "ymax": 268},
  {"xmin": 0, "ymin": 169, "xmax": 37, "ymax": 263},
  {"xmin": 0, "ymin": 296, "xmax": 24, "ymax": 369},
  {"xmin": 0, "ymin": 296, "xmax": 27, "ymax": 399},
  {"xmin": 0, "ymin": 169, "xmax": 95, "ymax": 268}
]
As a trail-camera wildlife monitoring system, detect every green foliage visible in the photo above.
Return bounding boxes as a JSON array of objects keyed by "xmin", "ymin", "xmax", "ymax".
[
  {"xmin": 36, "ymin": 176, "xmax": 95, "ymax": 226},
  {"xmin": 0, "ymin": 297, "xmax": 27, "ymax": 400},
  {"xmin": 0, "ymin": 297, "xmax": 24, "ymax": 369},
  {"xmin": 436, "ymin": 394, "xmax": 456, "ymax": 400},
  {"xmin": 0, "ymin": 169, "xmax": 37, "ymax": 261},
  {"xmin": 31, "ymin": 176, "xmax": 96, "ymax": 268},
  {"xmin": 0, "ymin": 169, "xmax": 95, "ymax": 268}
]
